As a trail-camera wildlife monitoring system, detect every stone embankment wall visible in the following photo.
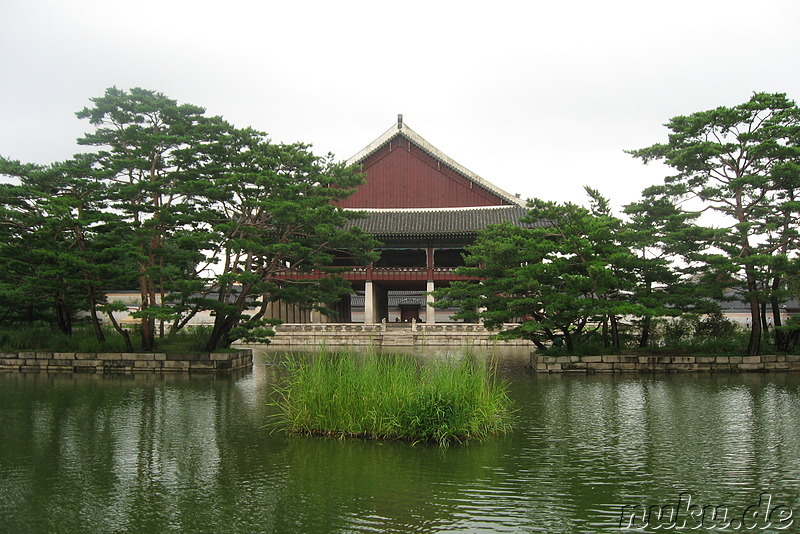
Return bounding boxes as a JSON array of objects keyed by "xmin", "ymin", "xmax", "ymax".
[
  {"xmin": 533, "ymin": 353, "xmax": 800, "ymax": 373},
  {"xmin": 0, "ymin": 349, "xmax": 253, "ymax": 373}
]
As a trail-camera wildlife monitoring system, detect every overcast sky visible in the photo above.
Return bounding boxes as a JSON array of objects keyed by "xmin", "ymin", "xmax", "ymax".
[{"xmin": 2, "ymin": 0, "xmax": 799, "ymax": 211}]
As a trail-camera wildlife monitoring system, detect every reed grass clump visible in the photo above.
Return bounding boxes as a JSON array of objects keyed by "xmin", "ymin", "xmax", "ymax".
[{"xmin": 270, "ymin": 351, "xmax": 513, "ymax": 445}]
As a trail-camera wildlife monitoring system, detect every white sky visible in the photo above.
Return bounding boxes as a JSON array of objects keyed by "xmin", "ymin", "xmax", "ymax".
[{"xmin": 2, "ymin": 0, "xmax": 799, "ymax": 211}]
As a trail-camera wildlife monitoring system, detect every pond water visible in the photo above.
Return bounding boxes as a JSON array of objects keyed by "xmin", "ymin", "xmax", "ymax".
[{"xmin": 1, "ymin": 349, "xmax": 799, "ymax": 533}]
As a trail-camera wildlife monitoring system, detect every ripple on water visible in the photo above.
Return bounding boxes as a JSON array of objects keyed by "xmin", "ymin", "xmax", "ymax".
[{"xmin": 2, "ymin": 368, "xmax": 800, "ymax": 533}]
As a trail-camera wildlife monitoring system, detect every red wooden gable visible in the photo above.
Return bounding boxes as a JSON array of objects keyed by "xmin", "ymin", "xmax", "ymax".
[{"xmin": 338, "ymin": 132, "xmax": 516, "ymax": 209}]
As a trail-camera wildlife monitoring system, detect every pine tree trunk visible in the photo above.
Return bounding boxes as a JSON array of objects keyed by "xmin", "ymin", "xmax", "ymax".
[
  {"xmin": 639, "ymin": 316, "xmax": 651, "ymax": 348},
  {"xmin": 771, "ymin": 275, "xmax": 787, "ymax": 351},
  {"xmin": 745, "ymin": 272, "xmax": 762, "ymax": 356},
  {"xmin": 87, "ymin": 290, "xmax": 106, "ymax": 343}
]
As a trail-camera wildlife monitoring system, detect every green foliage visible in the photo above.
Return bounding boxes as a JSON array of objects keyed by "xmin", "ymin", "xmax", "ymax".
[
  {"xmin": 628, "ymin": 92, "xmax": 800, "ymax": 355},
  {"xmin": 643, "ymin": 315, "xmax": 750, "ymax": 355},
  {"xmin": 0, "ymin": 326, "xmax": 128, "ymax": 352},
  {"xmin": 662, "ymin": 316, "xmax": 700, "ymax": 346},
  {"xmin": 435, "ymin": 188, "xmax": 647, "ymax": 352},
  {"xmin": 0, "ymin": 325, "xmax": 215, "ymax": 353},
  {"xmin": 694, "ymin": 313, "xmax": 739, "ymax": 339},
  {"xmin": 0, "ymin": 87, "xmax": 376, "ymax": 352},
  {"xmin": 269, "ymin": 351, "xmax": 513, "ymax": 445}
]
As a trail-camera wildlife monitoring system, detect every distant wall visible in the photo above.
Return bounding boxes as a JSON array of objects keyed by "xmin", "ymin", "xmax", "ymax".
[
  {"xmin": 533, "ymin": 353, "xmax": 800, "ymax": 373},
  {"xmin": 0, "ymin": 349, "xmax": 253, "ymax": 373}
]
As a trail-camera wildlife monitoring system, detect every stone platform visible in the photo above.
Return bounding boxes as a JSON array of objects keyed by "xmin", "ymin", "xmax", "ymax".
[{"xmin": 269, "ymin": 323, "xmax": 533, "ymax": 349}]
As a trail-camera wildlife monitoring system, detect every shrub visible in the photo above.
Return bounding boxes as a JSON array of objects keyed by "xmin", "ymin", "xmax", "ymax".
[
  {"xmin": 0, "ymin": 325, "xmax": 214, "ymax": 353},
  {"xmin": 269, "ymin": 351, "xmax": 513, "ymax": 445}
]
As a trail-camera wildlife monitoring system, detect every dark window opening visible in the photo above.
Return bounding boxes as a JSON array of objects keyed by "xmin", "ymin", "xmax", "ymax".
[
  {"xmin": 376, "ymin": 249, "xmax": 427, "ymax": 268},
  {"xmin": 434, "ymin": 249, "xmax": 466, "ymax": 268}
]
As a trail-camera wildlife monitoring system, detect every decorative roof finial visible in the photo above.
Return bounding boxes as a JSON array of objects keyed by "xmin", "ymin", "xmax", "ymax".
[{"xmin": 397, "ymin": 114, "xmax": 403, "ymax": 130}]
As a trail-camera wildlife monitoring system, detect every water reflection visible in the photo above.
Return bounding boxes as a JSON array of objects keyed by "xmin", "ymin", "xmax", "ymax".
[{"xmin": 0, "ymin": 357, "xmax": 799, "ymax": 532}]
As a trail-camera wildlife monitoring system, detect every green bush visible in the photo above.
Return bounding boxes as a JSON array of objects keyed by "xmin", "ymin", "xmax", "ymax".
[
  {"xmin": 694, "ymin": 313, "xmax": 738, "ymax": 338},
  {"xmin": 0, "ymin": 325, "xmax": 214, "ymax": 353},
  {"xmin": 270, "ymin": 351, "xmax": 513, "ymax": 445}
]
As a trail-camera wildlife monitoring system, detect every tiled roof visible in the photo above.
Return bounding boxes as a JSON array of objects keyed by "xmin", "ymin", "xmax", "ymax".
[{"xmin": 345, "ymin": 205, "xmax": 537, "ymax": 237}]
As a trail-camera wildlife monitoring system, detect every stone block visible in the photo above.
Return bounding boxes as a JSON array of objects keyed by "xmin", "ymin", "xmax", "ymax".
[
  {"xmin": 589, "ymin": 362, "xmax": 614, "ymax": 371},
  {"xmin": 546, "ymin": 363, "xmax": 562, "ymax": 371},
  {"xmin": 638, "ymin": 356, "xmax": 657, "ymax": 364},
  {"xmin": 153, "ymin": 353, "xmax": 167, "ymax": 361},
  {"xmin": 211, "ymin": 353, "xmax": 234, "ymax": 361},
  {"xmin": 765, "ymin": 362, "xmax": 790, "ymax": 370},
  {"xmin": 121, "ymin": 352, "xmax": 151, "ymax": 361},
  {"xmin": 163, "ymin": 360, "xmax": 190, "ymax": 369},
  {"xmin": 728, "ymin": 356, "xmax": 743, "ymax": 364},
  {"xmin": 46, "ymin": 365, "xmax": 75, "ymax": 372},
  {"xmin": 614, "ymin": 362, "xmax": 638, "ymax": 371},
  {"xmin": 672, "ymin": 356, "xmax": 696, "ymax": 364},
  {"xmin": 75, "ymin": 352, "xmax": 98, "ymax": 360},
  {"xmin": 166, "ymin": 353, "xmax": 200, "ymax": 361},
  {"xmin": 601, "ymin": 355, "xmax": 620, "ymax": 363},
  {"xmin": 761, "ymin": 354, "xmax": 778, "ymax": 363},
  {"xmin": 696, "ymin": 356, "xmax": 717, "ymax": 364},
  {"xmin": 134, "ymin": 360, "xmax": 161, "ymax": 368},
  {"xmin": 52, "ymin": 352, "xmax": 76, "ymax": 360},
  {"xmin": 738, "ymin": 363, "xmax": 764, "ymax": 371},
  {"xmin": 742, "ymin": 356, "xmax": 761, "ymax": 364},
  {"xmin": 189, "ymin": 361, "xmax": 216, "ymax": 372},
  {"xmin": 97, "ymin": 353, "xmax": 122, "ymax": 361},
  {"xmin": 19, "ymin": 352, "xmax": 37, "ymax": 360},
  {"xmin": 582, "ymin": 355, "xmax": 603, "ymax": 363}
]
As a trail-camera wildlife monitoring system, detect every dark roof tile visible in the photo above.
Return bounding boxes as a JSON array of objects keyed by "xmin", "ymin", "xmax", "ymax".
[{"xmin": 345, "ymin": 206, "xmax": 537, "ymax": 237}]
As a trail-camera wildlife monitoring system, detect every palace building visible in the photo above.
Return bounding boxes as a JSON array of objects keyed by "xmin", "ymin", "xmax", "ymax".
[{"xmin": 330, "ymin": 115, "xmax": 530, "ymax": 324}]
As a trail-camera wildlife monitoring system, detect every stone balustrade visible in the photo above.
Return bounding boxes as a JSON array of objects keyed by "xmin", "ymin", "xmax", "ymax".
[{"xmin": 269, "ymin": 323, "xmax": 532, "ymax": 348}]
